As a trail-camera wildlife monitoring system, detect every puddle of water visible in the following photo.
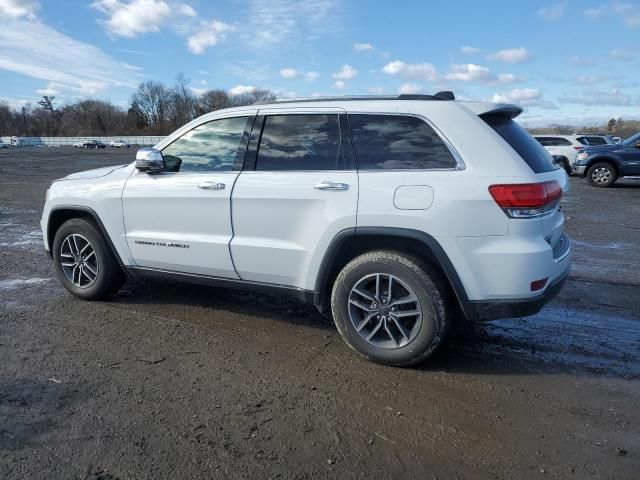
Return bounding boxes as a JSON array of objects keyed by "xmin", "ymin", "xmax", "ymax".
[
  {"xmin": 482, "ymin": 307, "xmax": 640, "ymax": 376},
  {"xmin": 0, "ymin": 278, "xmax": 52, "ymax": 290},
  {"xmin": 0, "ymin": 230, "xmax": 43, "ymax": 248}
]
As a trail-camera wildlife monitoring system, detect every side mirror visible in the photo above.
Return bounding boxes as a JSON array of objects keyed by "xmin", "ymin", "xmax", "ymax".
[{"xmin": 135, "ymin": 147, "xmax": 165, "ymax": 173}]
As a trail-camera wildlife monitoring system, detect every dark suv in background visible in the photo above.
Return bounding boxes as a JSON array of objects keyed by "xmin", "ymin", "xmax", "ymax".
[{"xmin": 573, "ymin": 132, "xmax": 640, "ymax": 187}]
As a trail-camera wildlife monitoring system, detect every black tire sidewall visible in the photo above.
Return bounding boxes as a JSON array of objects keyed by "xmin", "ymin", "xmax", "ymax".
[
  {"xmin": 332, "ymin": 253, "xmax": 447, "ymax": 366},
  {"xmin": 52, "ymin": 218, "xmax": 123, "ymax": 300},
  {"xmin": 587, "ymin": 162, "xmax": 616, "ymax": 187}
]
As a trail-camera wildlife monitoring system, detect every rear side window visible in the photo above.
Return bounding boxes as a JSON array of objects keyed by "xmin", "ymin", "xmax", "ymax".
[
  {"xmin": 583, "ymin": 136, "xmax": 607, "ymax": 146},
  {"xmin": 483, "ymin": 115, "xmax": 557, "ymax": 173},
  {"xmin": 348, "ymin": 114, "xmax": 457, "ymax": 170},
  {"xmin": 256, "ymin": 114, "xmax": 346, "ymax": 171}
]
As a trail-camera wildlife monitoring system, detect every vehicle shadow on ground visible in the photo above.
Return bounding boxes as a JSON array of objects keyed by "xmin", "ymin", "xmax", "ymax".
[{"xmin": 108, "ymin": 279, "xmax": 640, "ymax": 380}]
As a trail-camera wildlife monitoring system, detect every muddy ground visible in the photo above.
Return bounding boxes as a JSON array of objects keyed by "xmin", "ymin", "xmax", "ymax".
[{"xmin": 1, "ymin": 147, "xmax": 639, "ymax": 479}]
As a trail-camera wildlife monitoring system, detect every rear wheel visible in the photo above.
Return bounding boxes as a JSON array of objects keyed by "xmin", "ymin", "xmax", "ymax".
[
  {"xmin": 331, "ymin": 250, "xmax": 450, "ymax": 367},
  {"xmin": 52, "ymin": 218, "xmax": 125, "ymax": 300},
  {"xmin": 587, "ymin": 162, "xmax": 617, "ymax": 187}
]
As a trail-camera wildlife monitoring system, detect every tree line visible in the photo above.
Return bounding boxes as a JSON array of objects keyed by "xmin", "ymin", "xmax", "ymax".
[
  {"xmin": 0, "ymin": 75, "xmax": 275, "ymax": 137},
  {"xmin": 1, "ymin": 76, "xmax": 638, "ymax": 139}
]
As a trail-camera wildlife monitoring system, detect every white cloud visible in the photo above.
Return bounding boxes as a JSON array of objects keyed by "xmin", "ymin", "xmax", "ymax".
[
  {"xmin": 0, "ymin": 0, "xmax": 39, "ymax": 18},
  {"xmin": 490, "ymin": 88, "xmax": 556, "ymax": 108},
  {"xmin": 491, "ymin": 88, "xmax": 542, "ymax": 104},
  {"xmin": 569, "ymin": 55, "xmax": 595, "ymax": 66},
  {"xmin": 0, "ymin": 18, "xmax": 140, "ymax": 97},
  {"xmin": 398, "ymin": 83, "xmax": 422, "ymax": 94},
  {"xmin": 609, "ymin": 48, "xmax": 635, "ymax": 61},
  {"xmin": 487, "ymin": 47, "xmax": 531, "ymax": 64},
  {"xmin": 178, "ymin": 3, "xmax": 196, "ymax": 16},
  {"xmin": 446, "ymin": 63, "xmax": 492, "ymax": 82},
  {"xmin": 304, "ymin": 71, "xmax": 319, "ymax": 81},
  {"xmin": 280, "ymin": 68, "xmax": 298, "ymax": 79},
  {"xmin": 249, "ymin": 0, "xmax": 338, "ymax": 45},
  {"xmin": 91, "ymin": 0, "xmax": 173, "ymax": 37},
  {"xmin": 333, "ymin": 80, "xmax": 347, "ymax": 89},
  {"xmin": 561, "ymin": 89, "xmax": 635, "ymax": 107},
  {"xmin": 582, "ymin": 2, "xmax": 640, "ymax": 28},
  {"xmin": 353, "ymin": 42, "xmax": 374, "ymax": 52},
  {"xmin": 444, "ymin": 64, "xmax": 521, "ymax": 86},
  {"xmin": 189, "ymin": 86, "xmax": 208, "ymax": 96},
  {"xmin": 537, "ymin": 2, "xmax": 567, "ymax": 21},
  {"xmin": 229, "ymin": 85, "xmax": 256, "ymax": 96},
  {"xmin": 333, "ymin": 64, "xmax": 358, "ymax": 80},
  {"xmin": 187, "ymin": 20, "xmax": 233, "ymax": 54},
  {"xmin": 381, "ymin": 60, "xmax": 437, "ymax": 80},
  {"xmin": 460, "ymin": 45, "xmax": 480, "ymax": 54},
  {"xmin": 575, "ymin": 74, "xmax": 610, "ymax": 85},
  {"xmin": 583, "ymin": 7, "xmax": 605, "ymax": 19}
]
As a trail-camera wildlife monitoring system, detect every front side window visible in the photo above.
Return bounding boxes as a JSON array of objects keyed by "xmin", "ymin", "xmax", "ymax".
[
  {"xmin": 162, "ymin": 116, "xmax": 249, "ymax": 172},
  {"xmin": 255, "ymin": 114, "xmax": 343, "ymax": 171},
  {"xmin": 348, "ymin": 114, "xmax": 457, "ymax": 170}
]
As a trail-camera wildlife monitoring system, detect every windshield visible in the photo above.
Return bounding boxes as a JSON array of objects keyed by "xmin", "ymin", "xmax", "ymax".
[{"xmin": 623, "ymin": 132, "xmax": 640, "ymax": 145}]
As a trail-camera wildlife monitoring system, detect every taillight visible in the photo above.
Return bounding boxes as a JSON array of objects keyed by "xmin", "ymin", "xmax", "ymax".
[
  {"xmin": 573, "ymin": 146, "xmax": 583, "ymax": 150},
  {"xmin": 489, "ymin": 181, "xmax": 562, "ymax": 219}
]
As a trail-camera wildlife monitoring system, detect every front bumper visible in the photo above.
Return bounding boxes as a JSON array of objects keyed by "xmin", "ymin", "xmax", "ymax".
[
  {"xmin": 461, "ymin": 266, "xmax": 570, "ymax": 322},
  {"xmin": 571, "ymin": 164, "xmax": 586, "ymax": 176}
]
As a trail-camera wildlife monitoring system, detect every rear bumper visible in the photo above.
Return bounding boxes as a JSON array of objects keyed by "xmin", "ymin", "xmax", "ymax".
[{"xmin": 461, "ymin": 266, "xmax": 569, "ymax": 322}]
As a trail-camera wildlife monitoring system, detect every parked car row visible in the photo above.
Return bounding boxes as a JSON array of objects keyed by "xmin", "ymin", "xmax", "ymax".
[
  {"xmin": 536, "ymin": 133, "xmax": 639, "ymax": 187},
  {"xmin": 72, "ymin": 140, "xmax": 131, "ymax": 149}
]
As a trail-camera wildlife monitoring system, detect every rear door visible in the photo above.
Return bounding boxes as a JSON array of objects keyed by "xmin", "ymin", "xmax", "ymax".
[
  {"xmin": 122, "ymin": 114, "xmax": 253, "ymax": 277},
  {"xmin": 230, "ymin": 109, "xmax": 358, "ymax": 289}
]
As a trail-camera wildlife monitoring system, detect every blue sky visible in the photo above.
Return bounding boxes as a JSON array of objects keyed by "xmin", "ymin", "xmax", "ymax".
[{"xmin": 0, "ymin": 0, "xmax": 638, "ymax": 126}]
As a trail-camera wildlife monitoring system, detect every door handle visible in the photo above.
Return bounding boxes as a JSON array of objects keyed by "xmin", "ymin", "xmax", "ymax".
[
  {"xmin": 314, "ymin": 181, "xmax": 349, "ymax": 191},
  {"xmin": 198, "ymin": 181, "xmax": 225, "ymax": 190}
]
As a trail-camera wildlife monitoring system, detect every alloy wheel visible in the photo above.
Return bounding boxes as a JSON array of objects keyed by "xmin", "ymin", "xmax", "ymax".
[
  {"xmin": 348, "ymin": 273, "xmax": 425, "ymax": 349},
  {"xmin": 59, "ymin": 234, "xmax": 99, "ymax": 288}
]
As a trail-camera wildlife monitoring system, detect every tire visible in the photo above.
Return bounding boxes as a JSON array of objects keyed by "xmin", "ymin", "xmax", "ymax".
[
  {"xmin": 52, "ymin": 218, "xmax": 126, "ymax": 300},
  {"xmin": 331, "ymin": 250, "xmax": 450, "ymax": 367},
  {"xmin": 587, "ymin": 162, "xmax": 617, "ymax": 187},
  {"xmin": 558, "ymin": 157, "xmax": 570, "ymax": 175}
]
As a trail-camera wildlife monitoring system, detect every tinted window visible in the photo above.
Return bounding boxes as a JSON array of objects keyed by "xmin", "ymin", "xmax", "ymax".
[
  {"xmin": 483, "ymin": 115, "xmax": 557, "ymax": 173},
  {"xmin": 584, "ymin": 136, "xmax": 607, "ymax": 145},
  {"xmin": 535, "ymin": 137, "xmax": 552, "ymax": 146},
  {"xmin": 162, "ymin": 116, "xmax": 248, "ymax": 172},
  {"xmin": 256, "ymin": 114, "xmax": 344, "ymax": 171},
  {"xmin": 348, "ymin": 114, "xmax": 457, "ymax": 170}
]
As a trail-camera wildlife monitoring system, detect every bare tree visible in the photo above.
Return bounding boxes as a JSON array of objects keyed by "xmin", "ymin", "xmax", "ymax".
[{"xmin": 131, "ymin": 81, "xmax": 171, "ymax": 132}]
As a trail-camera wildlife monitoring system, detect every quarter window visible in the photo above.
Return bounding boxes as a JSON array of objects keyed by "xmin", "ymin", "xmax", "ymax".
[
  {"xmin": 348, "ymin": 114, "xmax": 457, "ymax": 170},
  {"xmin": 162, "ymin": 116, "xmax": 249, "ymax": 172},
  {"xmin": 255, "ymin": 114, "xmax": 345, "ymax": 171}
]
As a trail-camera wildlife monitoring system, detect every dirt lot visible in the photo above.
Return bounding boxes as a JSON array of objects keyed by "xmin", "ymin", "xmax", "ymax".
[{"xmin": 1, "ymin": 147, "xmax": 639, "ymax": 479}]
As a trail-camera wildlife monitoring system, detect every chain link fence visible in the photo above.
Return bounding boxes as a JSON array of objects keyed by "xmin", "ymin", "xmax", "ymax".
[{"xmin": 0, "ymin": 136, "xmax": 165, "ymax": 147}]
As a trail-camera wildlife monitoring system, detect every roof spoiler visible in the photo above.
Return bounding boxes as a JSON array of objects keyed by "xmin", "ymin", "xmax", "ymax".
[{"xmin": 478, "ymin": 105, "xmax": 523, "ymax": 120}]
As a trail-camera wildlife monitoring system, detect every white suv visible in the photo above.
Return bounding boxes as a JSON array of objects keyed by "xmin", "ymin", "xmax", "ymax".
[
  {"xmin": 41, "ymin": 93, "xmax": 571, "ymax": 366},
  {"xmin": 534, "ymin": 134, "xmax": 614, "ymax": 172}
]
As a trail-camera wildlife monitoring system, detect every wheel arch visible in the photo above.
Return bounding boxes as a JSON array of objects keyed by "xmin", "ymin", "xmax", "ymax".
[
  {"xmin": 314, "ymin": 227, "xmax": 469, "ymax": 317},
  {"xmin": 585, "ymin": 156, "xmax": 621, "ymax": 177},
  {"xmin": 47, "ymin": 206, "xmax": 124, "ymax": 267}
]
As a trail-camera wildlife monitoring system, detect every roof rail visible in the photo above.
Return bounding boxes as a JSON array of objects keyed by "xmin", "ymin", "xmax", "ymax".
[{"xmin": 253, "ymin": 91, "xmax": 456, "ymax": 105}]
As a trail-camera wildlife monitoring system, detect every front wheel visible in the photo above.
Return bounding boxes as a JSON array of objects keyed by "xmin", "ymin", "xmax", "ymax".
[
  {"xmin": 587, "ymin": 162, "xmax": 617, "ymax": 187},
  {"xmin": 331, "ymin": 250, "xmax": 450, "ymax": 367},
  {"xmin": 52, "ymin": 218, "xmax": 126, "ymax": 300}
]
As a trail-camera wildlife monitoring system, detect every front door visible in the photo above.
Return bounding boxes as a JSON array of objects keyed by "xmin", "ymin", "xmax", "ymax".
[{"xmin": 122, "ymin": 114, "xmax": 252, "ymax": 277}]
